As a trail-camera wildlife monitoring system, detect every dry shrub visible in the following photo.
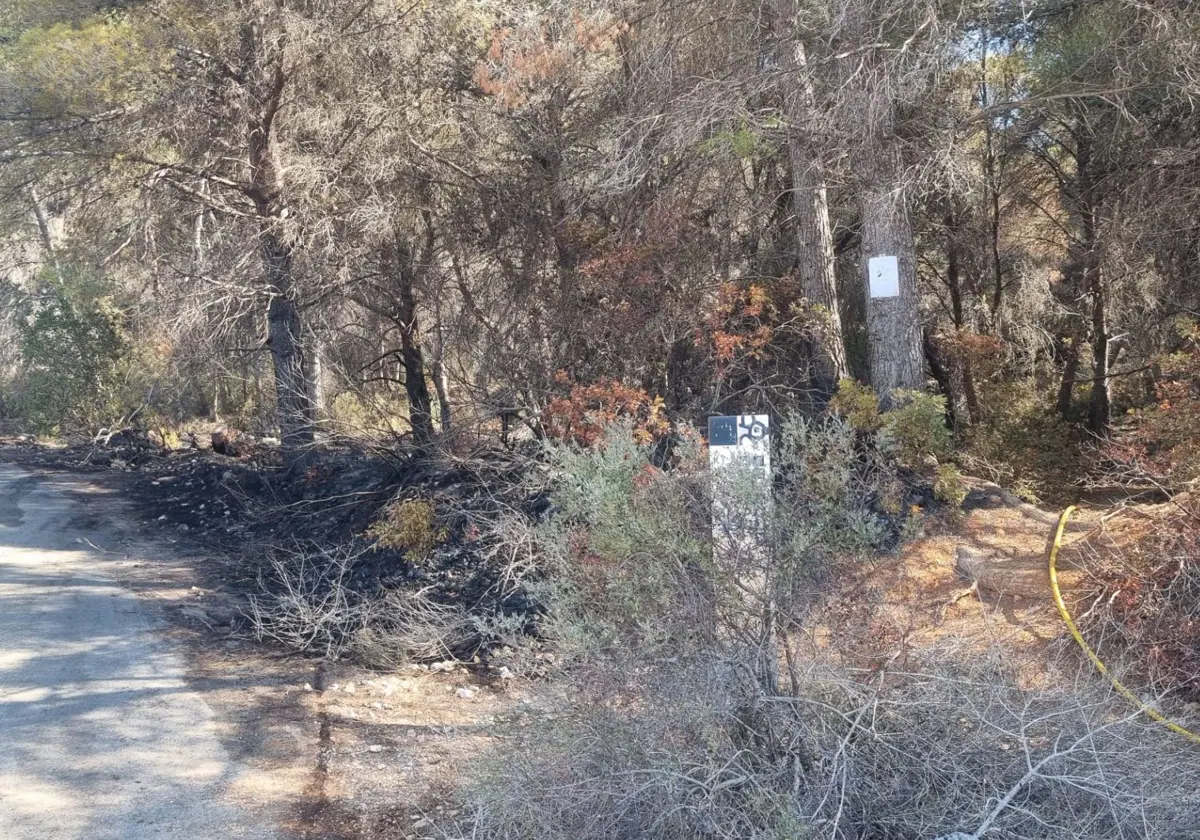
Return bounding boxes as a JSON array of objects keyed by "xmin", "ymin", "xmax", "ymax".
[
  {"xmin": 1072, "ymin": 495, "xmax": 1200, "ymax": 703},
  {"xmin": 465, "ymin": 652, "xmax": 1200, "ymax": 840},
  {"xmin": 366, "ymin": 497, "xmax": 447, "ymax": 562},
  {"xmin": 247, "ymin": 543, "xmax": 479, "ymax": 665},
  {"xmin": 543, "ymin": 373, "xmax": 670, "ymax": 446},
  {"xmin": 247, "ymin": 544, "xmax": 365, "ymax": 659},
  {"xmin": 349, "ymin": 588, "xmax": 476, "ymax": 668}
]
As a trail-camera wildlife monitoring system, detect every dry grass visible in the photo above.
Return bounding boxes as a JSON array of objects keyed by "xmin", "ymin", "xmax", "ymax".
[{"xmin": 462, "ymin": 650, "xmax": 1200, "ymax": 840}]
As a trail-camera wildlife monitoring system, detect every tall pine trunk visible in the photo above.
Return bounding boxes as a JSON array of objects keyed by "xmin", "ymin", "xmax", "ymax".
[
  {"xmin": 431, "ymin": 313, "xmax": 452, "ymax": 433},
  {"xmin": 847, "ymin": 20, "xmax": 924, "ymax": 404},
  {"xmin": 775, "ymin": 22, "xmax": 848, "ymax": 395},
  {"xmin": 861, "ymin": 174, "xmax": 924, "ymax": 403},
  {"xmin": 262, "ymin": 232, "xmax": 314, "ymax": 452},
  {"xmin": 1088, "ymin": 263, "xmax": 1110, "ymax": 435},
  {"xmin": 397, "ymin": 272, "xmax": 435, "ymax": 447},
  {"xmin": 385, "ymin": 239, "xmax": 435, "ymax": 447},
  {"xmin": 242, "ymin": 12, "xmax": 313, "ymax": 456}
]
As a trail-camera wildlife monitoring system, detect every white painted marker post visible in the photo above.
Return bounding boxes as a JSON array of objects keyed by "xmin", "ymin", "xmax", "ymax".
[
  {"xmin": 708, "ymin": 415, "xmax": 772, "ymax": 560},
  {"xmin": 708, "ymin": 414, "xmax": 777, "ymax": 691}
]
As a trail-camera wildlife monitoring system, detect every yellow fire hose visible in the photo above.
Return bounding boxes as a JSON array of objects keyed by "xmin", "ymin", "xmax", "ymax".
[{"xmin": 1049, "ymin": 505, "xmax": 1200, "ymax": 745}]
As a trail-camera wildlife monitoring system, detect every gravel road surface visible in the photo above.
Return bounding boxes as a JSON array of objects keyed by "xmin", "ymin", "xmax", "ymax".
[{"xmin": 0, "ymin": 463, "xmax": 277, "ymax": 839}]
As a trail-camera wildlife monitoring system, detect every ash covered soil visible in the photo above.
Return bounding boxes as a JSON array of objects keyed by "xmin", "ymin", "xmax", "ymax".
[{"xmin": 0, "ymin": 433, "xmax": 543, "ymax": 649}]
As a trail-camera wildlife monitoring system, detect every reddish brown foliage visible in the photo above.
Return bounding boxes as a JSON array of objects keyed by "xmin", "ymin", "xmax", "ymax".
[
  {"xmin": 473, "ymin": 12, "xmax": 626, "ymax": 111},
  {"xmin": 697, "ymin": 282, "xmax": 775, "ymax": 369},
  {"xmin": 543, "ymin": 373, "xmax": 669, "ymax": 446},
  {"xmin": 1077, "ymin": 496, "xmax": 1200, "ymax": 703}
]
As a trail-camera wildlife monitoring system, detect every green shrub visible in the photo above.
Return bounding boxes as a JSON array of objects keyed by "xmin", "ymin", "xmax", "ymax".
[
  {"xmin": 533, "ymin": 424, "xmax": 711, "ymax": 656},
  {"xmin": 14, "ymin": 267, "xmax": 138, "ymax": 434},
  {"xmin": 775, "ymin": 413, "xmax": 896, "ymax": 559},
  {"xmin": 933, "ymin": 462, "xmax": 967, "ymax": 507},
  {"xmin": 526, "ymin": 413, "xmax": 909, "ymax": 668},
  {"xmin": 881, "ymin": 389, "xmax": 953, "ymax": 470},
  {"xmin": 829, "ymin": 378, "xmax": 882, "ymax": 431}
]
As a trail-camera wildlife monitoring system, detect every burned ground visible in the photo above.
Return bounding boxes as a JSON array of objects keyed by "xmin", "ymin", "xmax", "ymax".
[{"xmin": 0, "ymin": 434, "xmax": 544, "ymax": 665}]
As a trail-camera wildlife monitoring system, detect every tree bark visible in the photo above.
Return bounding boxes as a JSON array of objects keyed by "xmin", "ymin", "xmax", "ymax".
[
  {"xmin": 923, "ymin": 330, "xmax": 958, "ymax": 431},
  {"xmin": 1056, "ymin": 334, "xmax": 1080, "ymax": 419},
  {"xmin": 430, "ymin": 314, "xmax": 452, "ymax": 433},
  {"xmin": 861, "ymin": 176, "xmax": 924, "ymax": 403},
  {"xmin": 29, "ymin": 187, "xmax": 57, "ymax": 266},
  {"xmin": 388, "ymin": 240, "xmax": 435, "ymax": 446},
  {"xmin": 1088, "ymin": 263, "xmax": 1110, "ymax": 435},
  {"xmin": 307, "ymin": 331, "xmax": 326, "ymax": 434},
  {"xmin": 774, "ymin": 20, "xmax": 849, "ymax": 396},
  {"xmin": 241, "ymin": 10, "xmax": 313, "ymax": 456},
  {"xmin": 777, "ymin": 34, "xmax": 854, "ymax": 396},
  {"xmin": 262, "ymin": 232, "xmax": 314, "ymax": 451},
  {"xmin": 943, "ymin": 210, "xmax": 981, "ymax": 426},
  {"xmin": 848, "ymin": 27, "xmax": 924, "ymax": 404}
]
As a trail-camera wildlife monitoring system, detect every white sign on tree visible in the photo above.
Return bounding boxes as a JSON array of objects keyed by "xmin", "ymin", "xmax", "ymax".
[{"xmin": 868, "ymin": 255, "xmax": 900, "ymax": 299}]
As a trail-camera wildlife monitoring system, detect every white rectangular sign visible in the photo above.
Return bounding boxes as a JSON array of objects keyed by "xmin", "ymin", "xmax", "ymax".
[{"xmin": 868, "ymin": 255, "xmax": 900, "ymax": 299}]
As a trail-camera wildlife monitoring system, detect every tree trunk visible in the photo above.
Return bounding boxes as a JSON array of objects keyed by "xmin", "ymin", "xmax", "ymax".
[
  {"xmin": 861, "ymin": 177, "xmax": 924, "ymax": 403},
  {"xmin": 29, "ymin": 187, "xmax": 57, "ymax": 266},
  {"xmin": 1056, "ymin": 334, "xmax": 1080, "ymax": 419},
  {"xmin": 848, "ymin": 29, "xmax": 924, "ymax": 405},
  {"xmin": 1088, "ymin": 264, "xmax": 1110, "ymax": 435},
  {"xmin": 307, "ymin": 332, "xmax": 326, "ymax": 435},
  {"xmin": 262, "ymin": 232, "xmax": 314, "ymax": 451},
  {"xmin": 782, "ymin": 51, "xmax": 849, "ymax": 396},
  {"xmin": 776, "ymin": 23, "xmax": 848, "ymax": 396},
  {"xmin": 432, "ymin": 355, "xmax": 451, "ymax": 433},
  {"xmin": 390, "ymin": 242, "xmax": 435, "ymax": 447},
  {"xmin": 241, "ymin": 11, "xmax": 313, "ymax": 456},
  {"xmin": 210, "ymin": 378, "xmax": 222, "ymax": 423},
  {"xmin": 430, "ymin": 312, "xmax": 452, "ymax": 433},
  {"xmin": 945, "ymin": 212, "xmax": 965, "ymax": 331},
  {"xmin": 838, "ymin": 4, "xmax": 925, "ymax": 405},
  {"xmin": 943, "ymin": 210, "xmax": 980, "ymax": 426},
  {"xmin": 923, "ymin": 330, "xmax": 958, "ymax": 431},
  {"xmin": 961, "ymin": 357, "xmax": 982, "ymax": 425}
]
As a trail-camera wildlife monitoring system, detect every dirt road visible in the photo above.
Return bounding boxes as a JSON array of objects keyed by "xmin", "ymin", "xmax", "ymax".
[{"xmin": 0, "ymin": 463, "xmax": 279, "ymax": 839}]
